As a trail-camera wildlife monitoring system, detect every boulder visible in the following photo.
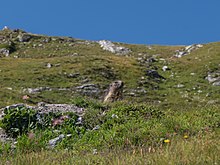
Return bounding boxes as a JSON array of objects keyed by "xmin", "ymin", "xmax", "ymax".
[
  {"xmin": 24, "ymin": 87, "xmax": 52, "ymax": 94},
  {"xmin": 162, "ymin": 66, "xmax": 170, "ymax": 71},
  {"xmin": 206, "ymin": 71, "xmax": 220, "ymax": 86},
  {"xmin": 146, "ymin": 70, "xmax": 165, "ymax": 80},
  {"xmin": 36, "ymin": 102, "xmax": 84, "ymax": 115},
  {"xmin": 76, "ymin": 84, "xmax": 100, "ymax": 96},
  {"xmin": 17, "ymin": 33, "xmax": 32, "ymax": 42},
  {"xmin": 2, "ymin": 26, "xmax": 9, "ymax": 30},
  {"xmin": 98, "ymin": 40, "xmax": 131, "ymax": 55},
  {"xmin": 175, "ymin": 44, "xmax": 203, "ymax": 58},
  {"xmin": 0, "ymin": 48, "xmax": 10, "ymax": 57},
  {"xmin": 48, "ymin": 134, "xmax": 65, "ymax": 148}
]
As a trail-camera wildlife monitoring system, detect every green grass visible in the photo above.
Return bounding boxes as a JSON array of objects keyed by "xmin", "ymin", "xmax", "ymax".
[
  {"xmin": 0, "ymin": 100, "xmax": 219, "ymax": 164},
  {"xmin": 0, "ymin": 128, "xmax": 219, "ymax": 165},
  {"xmin": 0, "ymin": 29, "xmax": 220, "ymax": 164}
]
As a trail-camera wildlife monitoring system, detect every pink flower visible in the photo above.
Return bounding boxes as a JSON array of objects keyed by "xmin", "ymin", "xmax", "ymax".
[{"xmin": 22, "ymin": 95, "xmax": 30, "ymax": 100}]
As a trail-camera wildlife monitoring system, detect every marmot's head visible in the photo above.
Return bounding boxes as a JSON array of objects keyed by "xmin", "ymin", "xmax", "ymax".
[{"xmin": 109, "ymin": 80, "xmax": 123, "ymax": 92}]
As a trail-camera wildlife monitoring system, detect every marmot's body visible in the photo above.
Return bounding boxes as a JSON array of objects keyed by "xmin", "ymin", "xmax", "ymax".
[{"xmin": 104, "ymin": 80, "xmax": 124, "ymax": 103}]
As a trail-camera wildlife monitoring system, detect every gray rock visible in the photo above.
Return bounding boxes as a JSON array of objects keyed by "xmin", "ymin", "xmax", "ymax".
[
  {"xmin": 92, "ymin": 125, "xmax": 100, "ymax": 130},
  {"xmin": 147, "ymin": 57, "xmax": 157, "ymax": 63},
  {"xmin": 213, "ymin": 81, "xmax": 220, "ymax": 86},
  {"xmin": 175, "ymin": 44, "xmax": 203, "ymax": 58},
  {"xmin": 93, "ymin": 149, "xmax": 98, "ymax": 155},
  {"xmin": 36, "ymin": 103, "xmax": 84, "ymax": 115},
  {"xmin": 49, "ymin": 134, "xmax": 65, "ymax": 147},
  {"xmin": 76, "ymin": 116, "xmax": 83, "ymax": 125},
  {"xmin": 206, "ymin": 71, "xmax": 220, "ymax": 86},
  {"xmin": 23, "ymin": 87, "xmax": 71, "ymax": 94},
  {"xmin": 42, "ymin": 38, "xmax": 51, "ymax": 43},
  {"xmin": 2, "ymin": 26, "xmax": 9, "ymax": 30},
  {"xmin": 162, "ymin": 66, "xmax": 170, "ymax": 71},
  {"xmin": 176, "ymin": 84, "xmax": 185, "ymax": 88},
  {"xmin": 67, "ymin": 73, "xmax": 80, "ymax": 78},
  {"xmin": 76, "ymin": 84, "xmax": 100, "ymax": 96},
  {"xmin": 17, "ymin": 33, "xmax": 32, "ymax": 42},
  {"xmin": 24, "ymin": 87, "xmax": 52, "ymax": 94},
  {"xmin": 111, "ymin": 114, "xmax": 119, "ymax": 119},
  {"xmin": 0, "ymin": 48, "xmax": 10, "ymax": 57},
  {"xmin": 98, "ymin": 40, "xmax": 131, "ymax": 55},
  {"xmin": 146, "ymin": 70, "xmax": 165, "ymax": 80},
  {"xmin": 46, "ymin": 63, "xmax": 52, "ymax": 68}
]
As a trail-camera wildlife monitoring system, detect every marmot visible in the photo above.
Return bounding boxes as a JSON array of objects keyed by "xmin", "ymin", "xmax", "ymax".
[{"xmin": 103, "ymin": 80, "xmax": 124, "ymax": 103}]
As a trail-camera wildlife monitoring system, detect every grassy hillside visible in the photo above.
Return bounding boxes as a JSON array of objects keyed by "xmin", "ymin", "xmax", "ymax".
[
  {"xmin": 0, "ymin": 28, "xmax": 220, "ymax": 107},
  {"xmin": 0, "ymin": 28, "xmax": 219, "ymax": 164}
]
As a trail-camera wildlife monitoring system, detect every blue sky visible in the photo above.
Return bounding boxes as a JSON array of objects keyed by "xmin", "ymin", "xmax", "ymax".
[{"xmin": 1, "ymin": 0, "xmax": 220, "ymax": 45}]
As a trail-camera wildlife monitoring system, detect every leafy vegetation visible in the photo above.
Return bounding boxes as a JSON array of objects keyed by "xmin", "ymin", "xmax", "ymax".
[{"xmin": 0, "ymin": 29, "xmax": 220, "ymax": 164}]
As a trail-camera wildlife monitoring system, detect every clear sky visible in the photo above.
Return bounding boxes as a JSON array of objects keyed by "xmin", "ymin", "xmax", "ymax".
[{"xmin": 1, "ymin": 0, "xmax": 220, "ymax": 45}]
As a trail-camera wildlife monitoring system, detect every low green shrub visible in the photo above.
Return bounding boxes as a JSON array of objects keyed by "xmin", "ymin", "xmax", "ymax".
[{"xmin": 0, "ymin": 106, "xmax": 37, "ymax": 138}]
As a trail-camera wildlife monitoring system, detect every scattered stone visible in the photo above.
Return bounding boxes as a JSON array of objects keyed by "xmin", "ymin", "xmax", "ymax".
[
  {"xmin": 92, "ymin": 125, "xmax": 100, "ymax": 130},
  {"xmin": 24, "ymin": 87, "xmax": 52, "ymax": 94},
  {"xmin": 111, "ymin": 114, "xmax": 119, "ymax": 119},
  {"xmin": 146, "ymin": 70, "xmax": 165, "ymax": 80},
  {"xmin": 36, "ymin": 103, "xmax": 84, "ymax": 115},
  {"xmin": 103, "ymin": 80, "xmax": 124, "ymax": 103},
  {"xmin": 197, "ymin": 90, "xmax": 202, "ymax": 93},
  {"xmin": 0, "ymin": 48, "xmax": 10, "ymax": 57},
  {"xmin": 93, "ymin": 149, "xmax": 98, "ymax": 155},
  {"xmin": 48, "ymin": 134, "xmax": 65, "ymax": 147},
  {"xmin": 67, "ymin": 73, "xmax": 80, "ymax": 78},
  {"xmin": 76, "ymin": 84, "xmax": 100, "ymax": 96},
  {"xmin": 206, "ymin": 71, "xmax": 220, "ymax": 86},
  {"xmin": 147, "ymin": 57, "xmax": 157, "ymax": 63},
  {"xmin": 98, "ymin": 40, "xmax": 131, "ymax": 55},
  {"xmin": 46, "ymin": 63, "xmax": 52, "ymax": 68},
  {"xmin": 213, "ymin": 81, "xmax": 220, "ymax": 86},
  {"xmin": 176, "ymin": 84, "xmax": 185, "ymax": 88},
  {"xmin": 2, "ymin": 26, "xmax": 9, "ymax": 30},
  {"xmin": 42, "ymin": 38, "xmax": 51, "ymax": 43},
  {"xmin": 23, "ymin": 87, "xmax": 71, "ymax": 94},
  {"xmin": 76, "ymin": 116, "xmax": 83, "ymax": 125},
  {"xmin": 66, "ymin": 134, "xmax": 72, "ymax": 138},
  {"xmin": 17, "ymin": 33, "xmax": 32, "ymax": 42},
  {"xmin": 175, "ymin": 44, "xmax": 203, "ymax": 58},
  {"xmin": 162, "ymin": 66, "xmax": 170, "ymax": 71}
]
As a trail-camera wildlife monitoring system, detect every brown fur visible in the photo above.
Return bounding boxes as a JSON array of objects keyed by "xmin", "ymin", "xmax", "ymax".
[{"xmin": 103, "ymin": 80, "xmax": 124, "ymax": 103}]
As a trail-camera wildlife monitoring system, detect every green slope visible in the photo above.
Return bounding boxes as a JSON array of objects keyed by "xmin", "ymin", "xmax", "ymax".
[{"xmin": 0, "ymin": 28, "xmax": 220, "ymax": 107}]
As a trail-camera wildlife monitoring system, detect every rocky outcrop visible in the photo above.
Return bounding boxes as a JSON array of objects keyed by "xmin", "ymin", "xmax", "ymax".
[
  {"xmin": 17, "ymin": 33, "xmax": 32, "ymax": 42},
  {"xmin": 24, "ymin": 87, "xmax": 52, "ymax": 94},
  {"xmin": 206, "ymin": 71, "xmax": 220, "ymax": 86},
  {"xmin": 76, "ymin": 84, "xmax": 100, "ymax": 97},
  {"xmin": 175, "ymin": 44, "xmax": 203, "ymax": 58},
  {"xmin": 0, "ymin": 48, "xmax": 10, "ymax": 56},
  {"xmin": 0, "ymin": 103, "xmax": 84, "ymax": 143},
  {"xmin": 103, "ymin": 80, "xmax": 124, "ymax": 103},
  {"xmin": 98, "ymin": 40, "xmax": 131, "ymax": 55},
  {"xmin": 0, "ymin": 103, "xmax": 84, "ymax": 116},
  {"xmin": 146, "ymin": 70, "xmax": 165, "ymax": 80},
  {"xmin": 36, "ymin": 102, "xmax": 84, "ymax": 115}
]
